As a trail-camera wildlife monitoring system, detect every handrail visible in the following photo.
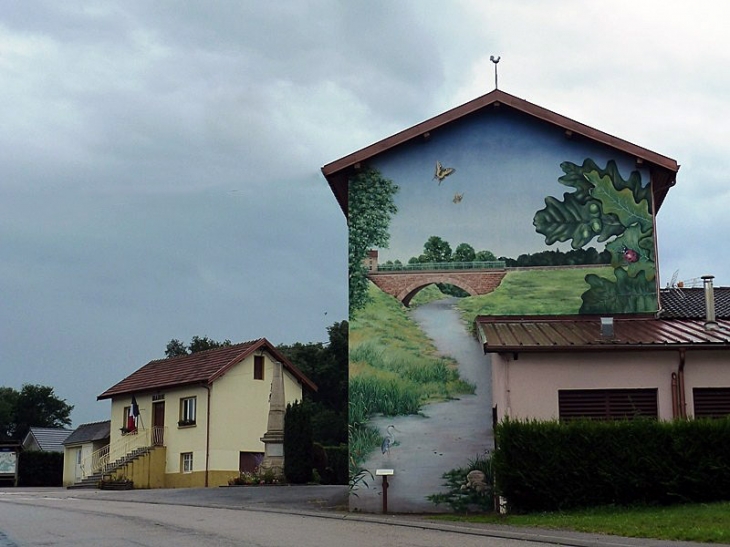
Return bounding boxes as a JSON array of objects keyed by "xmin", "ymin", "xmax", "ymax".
[
  {"xmin": 79, "ymin": 426, "xmax": 166, "ymax": 480},
  {"xmin": 375, "ymin": 260, "xmax": 506, "ymax": 272}
]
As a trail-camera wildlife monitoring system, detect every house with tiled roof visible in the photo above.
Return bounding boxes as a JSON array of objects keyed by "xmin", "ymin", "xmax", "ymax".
[
  {"xmin": 22, "ymin": 427, "xmax": 73, "ymax": 453},
  {"xmin": 61, "ymin": 421, "xmax": 110, "ymax": 487},
  {"xmin": 324, "ymin": 86, "xmax": 729, "ymax": 513},
  {"xmin": 71, "ymin": 338, "xmax": 315, "ymax": 489}
]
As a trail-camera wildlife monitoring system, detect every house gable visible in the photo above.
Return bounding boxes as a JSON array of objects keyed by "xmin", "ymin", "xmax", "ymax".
[{"xmin": 323, "ymin": 89, "xmax": 679, "ymax": 216}]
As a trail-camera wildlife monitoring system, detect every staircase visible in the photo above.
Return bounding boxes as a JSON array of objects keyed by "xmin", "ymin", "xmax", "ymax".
[{"xmin": 68, "ymin": 426, "xmax": 165, "ymax": 489}]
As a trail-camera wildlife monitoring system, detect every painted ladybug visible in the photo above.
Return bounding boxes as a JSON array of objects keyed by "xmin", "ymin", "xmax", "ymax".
[{"xmin": 622, "ymin": 246, "xmax": 639, "ymax": 263}]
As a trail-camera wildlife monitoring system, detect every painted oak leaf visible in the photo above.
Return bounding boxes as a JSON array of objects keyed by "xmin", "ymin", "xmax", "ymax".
[
  {"xmin": 579, "ymin": 268, "xmax": 657, "ymax": 314},
  {"xmin": 534, "ymin": 193, "xmax": 623, "ymax": 249},
  {"xmin": 605, "ymin": 224, "xmax": 655, "ymax": 280},
  {"xmin": 585, "ymin": 171, "xmax": 652, "ymax": 232},
  {"xmin": 557, "ymin": 159, "xmax": 601, "ymax": 201}
]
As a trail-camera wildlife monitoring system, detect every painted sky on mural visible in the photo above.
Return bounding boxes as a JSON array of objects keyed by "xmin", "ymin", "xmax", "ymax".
[
  {"xmin": 371, "ymin": 108, "xmax": 650, "ymax": 263},
  {"xmin": 2, "ymin": 1, "xmax": 729, "ymax": 426}
]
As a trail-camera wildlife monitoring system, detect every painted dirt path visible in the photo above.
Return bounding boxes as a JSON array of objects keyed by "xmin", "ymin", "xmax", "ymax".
[{"xmin": 351, "ymin": 297, "xmax": 494, "ymax": 513}]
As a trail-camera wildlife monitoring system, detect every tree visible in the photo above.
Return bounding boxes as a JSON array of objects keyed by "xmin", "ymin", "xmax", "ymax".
[
  {"xmin": 277, "ymin": 321, "xmax": 348, "ymax": 446},
  {"xmin": 423, "ymin": 236, "xmax": 452, "ymax": 263},
  {"xmin": 188, "ymin": 336, "xmax": 231, "ymax": 354},
  {"xmin": 0, "ymin": 387, "xmax": 18, "ymax": 440},
  {"xmin": 348, "ymin": 167, "xmax": 398, "ymax": 314},
  {"xmin": 0, "ymin": 385, "xmax": 73, "ymax": 441},
  {"xmin": 284, "ymin": 401, "xmax": 313, "ymax": 484},
  {"xmin": 453, "ymin": 243, "xmax": 476, "ymax": 262},
  {"xmin": 164, "ymin": 336, "xmax": 232, "ymax": 358},
  {"xmin": 165, "ymin": 339, "xmax": 188, "ymax": 358}
]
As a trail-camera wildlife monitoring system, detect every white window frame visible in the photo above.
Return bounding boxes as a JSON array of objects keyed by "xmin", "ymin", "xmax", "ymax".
[
  {"xmin": 179, "ymin": 396, "xmax": 197, "ymax": 426},
  {"xmin": 181, "ymin": 452, "xmax": 193, "ymax": 473}
]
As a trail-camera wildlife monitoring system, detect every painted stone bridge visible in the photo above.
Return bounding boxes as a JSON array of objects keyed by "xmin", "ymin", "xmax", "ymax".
[{"xmin": 368, "ymin": 268, "xmax": 507, "ymax": 306}]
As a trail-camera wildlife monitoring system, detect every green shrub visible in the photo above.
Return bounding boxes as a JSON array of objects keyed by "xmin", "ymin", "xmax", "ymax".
[
  {"xmin": 284, "ymin": 401, "xmax": 313, "ymax": 484},
  {"xmin": 493, "ymin": 418, "xmax": 730, "ymax": 512}
]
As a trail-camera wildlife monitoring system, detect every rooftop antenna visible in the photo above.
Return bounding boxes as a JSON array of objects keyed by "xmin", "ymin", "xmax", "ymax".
[{"xmin": 490, "ymin": 55, "xmax": 501, "ymax": 89}]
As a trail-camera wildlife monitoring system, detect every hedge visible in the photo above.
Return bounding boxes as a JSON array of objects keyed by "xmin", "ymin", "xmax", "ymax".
[
  {"xmin": 493, "ymin": 417, "xmax": 730, "ymax": 512},
  {"xmin": 18, "ymin": 451, "xmax": 64, "ymax": 487}
]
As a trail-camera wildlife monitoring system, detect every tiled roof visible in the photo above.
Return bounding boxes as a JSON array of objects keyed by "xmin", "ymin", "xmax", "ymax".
[
  {"xmin": 659, "ymin": 287, "xmax": 730, "ymax": 319},
  {"xmin": 476, "ymin": 315, "xmax": 730, "ymax": 353},
  {"xmin": 22, "ymin": 427, "xmax": 73, "ymax": 452},
  {"xmin": 62, "ymin": 421, "xmax": 111, "ymax": 445},
  {"xmin": 322, "ymin": 89, "xmax": 679, "ymax": 215},
  {"xmin": 97, "ymin": 338, "xmax": 316, "ymax": 400}
]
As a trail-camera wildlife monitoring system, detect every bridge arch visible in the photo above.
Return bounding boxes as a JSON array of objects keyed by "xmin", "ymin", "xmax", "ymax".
[{"xmin": 399, "ymin": 277, "xmax": 479, "ymax": 307}]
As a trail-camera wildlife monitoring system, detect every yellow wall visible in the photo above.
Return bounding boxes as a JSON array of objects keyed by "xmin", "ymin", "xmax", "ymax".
[
  {"xmin": 108, "ymin": 350, "xmax": 304, "ymax": 488},
  {"xmin": 113, "ymin": 447, "xmax": 166, "ymax": 488}
]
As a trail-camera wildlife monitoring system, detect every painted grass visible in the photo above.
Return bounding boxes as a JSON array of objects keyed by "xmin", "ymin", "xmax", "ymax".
[
  {"xmin": 409, "ymin": 283, "xmax": 449, "ymax": 306},
  {"xmin": 457, "ymin": 266, "xmax": 614, "ymax": 326},
  {"xmin": 350, "ymin": 283, "xmax": 475, "ymax": 465},
  {"xmin": 431, "ymin": 502, "xmax": 730, "ymax": 543}
]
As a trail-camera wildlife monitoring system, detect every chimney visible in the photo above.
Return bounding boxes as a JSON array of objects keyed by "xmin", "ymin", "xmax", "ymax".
[
  {"xmin": 600, "ymin": 317, "xmax": 614, "ymax": 339},
  {"xmin": 702, "ymin": 275, "xmax": 718, "ymax": 331}
]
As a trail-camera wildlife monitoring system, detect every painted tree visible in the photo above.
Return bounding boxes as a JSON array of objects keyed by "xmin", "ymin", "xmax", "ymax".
[
  {"xmin": 422, "ymin": 236, "xmax": 452, "ymax": 263},
  {"xmin": 348, "ymin": 167, "xmax": 398, "ymax": 314}
]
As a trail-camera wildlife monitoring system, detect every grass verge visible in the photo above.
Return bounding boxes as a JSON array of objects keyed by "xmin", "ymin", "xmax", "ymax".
[{"xmin": 431, "ymin": 502, "xmax": 730, "ymax": 543}]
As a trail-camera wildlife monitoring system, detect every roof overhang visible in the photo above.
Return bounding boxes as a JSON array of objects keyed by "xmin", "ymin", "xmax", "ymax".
[
  {"xmin": 476, "ymin": 315, "xmax": 730, "ymax": 354},
  {"xmin": 322, "ymin": 89, "xmax": 679, "ymax": 216}
]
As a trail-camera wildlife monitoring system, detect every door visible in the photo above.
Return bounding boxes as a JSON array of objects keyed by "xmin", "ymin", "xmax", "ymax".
[
  {"xmin": 152, "ymin": 401, "xmax": 165, "ymax": 446},
  {"xmin": 74, "ymin": 447, "xmax": 83, "ymax": 481}
]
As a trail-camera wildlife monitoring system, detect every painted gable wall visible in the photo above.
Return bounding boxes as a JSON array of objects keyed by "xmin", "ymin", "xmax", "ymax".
[{"xmin": 364, "ymin": 106, "xmax": 657, "ymax": 315}]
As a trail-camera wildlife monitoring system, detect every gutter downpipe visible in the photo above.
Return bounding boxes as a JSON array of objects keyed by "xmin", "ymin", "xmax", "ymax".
[
  {"xmin": 677, "ymin": 348, "xmax": 687, "ymax": 419},
  {"xmin": 204, "ymin": 383, "xmax": 211, "ymax": 487}
]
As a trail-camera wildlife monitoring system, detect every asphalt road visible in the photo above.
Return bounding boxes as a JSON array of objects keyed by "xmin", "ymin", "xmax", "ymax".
[{"xmin": 0, "ymin": 487, "xmax": 718, "ymax": 547}]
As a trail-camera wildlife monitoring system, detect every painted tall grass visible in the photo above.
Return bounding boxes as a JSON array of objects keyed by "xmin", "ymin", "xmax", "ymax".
[{"xmin": 350, "ymin": 283, "xmax": 475, "ymax": 465}]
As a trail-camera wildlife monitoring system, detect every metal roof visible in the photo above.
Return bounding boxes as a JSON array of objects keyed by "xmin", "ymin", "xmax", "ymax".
[
  {"xmin": 322, "ymin": 89, "xmax": 679, "ymax": 216},
  {"xmin": 22, "ymin": 427, "xmax": 73, "ymax": 452},
  {"xmin": 63, "ymin": 421, "xmax": 110, "ymax": 445},
  {"xmin": 476, "ymin": 315, "xmax": 730, "ymax": 353},
  {"xmin": 97, "ymin": 338, "xmax": 316, "ymax": 400}
]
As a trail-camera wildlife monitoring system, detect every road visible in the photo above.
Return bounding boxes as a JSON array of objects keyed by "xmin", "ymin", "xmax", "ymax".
[{"xmin": 0, "ymin": 488, "xmax": 532, "ymax": 547}]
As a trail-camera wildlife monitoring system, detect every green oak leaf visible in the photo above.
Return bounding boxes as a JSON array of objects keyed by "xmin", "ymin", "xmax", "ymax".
[
  {"xmin": 579, "ymin": 268, "xmax": 657, "ymax": 314},
  {"xmin": 602, "ymin": 160, "xmax": 652, "ymax": 212},
  {"xmin": 557, "ymin": 159, "xmax": 602, "ymax": 201},
  {"xmin": 534, "ymin": 193, "xmax": 624, "ymax": 249},
  {"xmin": 586, "ymin": 171, "xmax": 652, "ymax": 232},
  {"xmin": 605, "ymin": 225, "xmax": 655, "ymax": 280}
]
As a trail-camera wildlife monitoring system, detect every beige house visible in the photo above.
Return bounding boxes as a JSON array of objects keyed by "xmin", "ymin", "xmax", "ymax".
[
  {"xmin": 62, "ymin": 421, "xmax": 110, "ymax": 487},
  {"xmin": 70, "ymin": 338, "xmax": 315, "ymax": 489},
  {"xmin": 479, "ymin": 280, "xmax": 730, "ymax": 423}
]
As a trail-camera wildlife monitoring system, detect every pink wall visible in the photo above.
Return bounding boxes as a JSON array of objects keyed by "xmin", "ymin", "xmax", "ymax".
[{"xmin": 491, "ymin": 350, "xmax": 730, "ymax": 421}]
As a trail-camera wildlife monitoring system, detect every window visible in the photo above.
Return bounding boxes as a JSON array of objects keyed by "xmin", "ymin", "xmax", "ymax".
[
  {"xmin": 694, "ymin": 387, "xmax": 730, "ymax": 418},
  {"xmin": 181, "ymin": 452, "xmax": 193, "ymax": 473},
  {"xmin": 559, "ymin": 388, "xmax": 658, "ymax": 421},
  {"xmin": 254, "ymin": 355, "xmax": 264, "ymax": 380},
  {"xmin": 179, "ymin": 396, "xmax": 196, "ymax": 426}
]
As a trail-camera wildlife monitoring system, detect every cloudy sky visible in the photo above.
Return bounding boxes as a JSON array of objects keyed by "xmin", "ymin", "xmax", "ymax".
[{"xmin": 2, "ymin": 1, "xmax": 730, "ymax": 426}]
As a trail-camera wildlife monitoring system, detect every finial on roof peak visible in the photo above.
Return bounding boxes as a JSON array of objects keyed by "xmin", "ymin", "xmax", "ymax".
[{"xmin": 490, "ymin": 55, "xmax": 501, "ymax": 90}]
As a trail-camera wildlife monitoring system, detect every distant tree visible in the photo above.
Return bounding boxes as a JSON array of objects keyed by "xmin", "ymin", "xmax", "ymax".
[
  {"xmin": 348, "ymin": 167, "xmax": 398, "ymax": 314},
  {"xmin": 0, "ymin": 387, "xmax": 19, "ymax": 440},
  {"xmin": 453, "ymin": 243, "xmax": 476, "ymax": 262},
  {"xmin": 164, "ymin": 336, "xmax": 232, "ymax": 358},
  {"xmin": 188, "ymin": 336, "xmax": 231, "ymax": 354},
  {"xmin": 423, "ymin": 236, "xmax": 452, "ymax": 263},
  {"xmin": 6, "ymin": 385, "xmax": 73, "ymax": 441},
  {"xmin": 277, "ymin": 321, "xmax": 348, "ymax": 446},
  {"xmin": 165, "ymin": 339, "xmax": 188, "ymax": 358}
]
